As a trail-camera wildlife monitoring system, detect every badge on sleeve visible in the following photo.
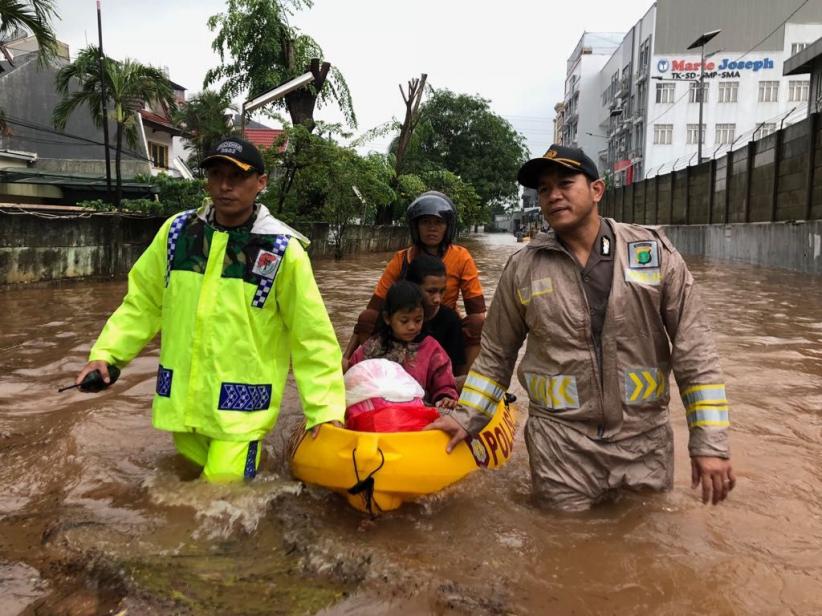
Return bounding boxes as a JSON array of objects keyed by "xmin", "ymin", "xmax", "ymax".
[
  {"xmin": 627, "ymin": 241, "xmax": 659, "ymax": 269},
  {"xmin": 252, "ymin": 249, "xmax": 282, "ymax": 279}
]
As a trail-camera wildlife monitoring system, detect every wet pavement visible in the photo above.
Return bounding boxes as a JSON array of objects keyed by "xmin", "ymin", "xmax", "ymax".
[{"xmin": 1, "ymin": 232, "xmax": 821, "ymax": 615}]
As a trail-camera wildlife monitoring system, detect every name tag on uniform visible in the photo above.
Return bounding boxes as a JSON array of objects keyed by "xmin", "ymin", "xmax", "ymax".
[
  {"xmin": 627, "ymin": 241, "xmax": 659, "ymax": 269},
  {"xmin": 252, "ymin": 249, "xmax": 282, "ymax": 279}
]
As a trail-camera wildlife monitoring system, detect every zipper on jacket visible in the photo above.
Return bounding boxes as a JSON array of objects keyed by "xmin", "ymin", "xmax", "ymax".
[{"xmin": 569, "ymin": 257, "xmax": 608, "ymax": 434}]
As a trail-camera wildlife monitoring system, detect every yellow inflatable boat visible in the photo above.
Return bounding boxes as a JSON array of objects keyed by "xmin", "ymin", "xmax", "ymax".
[{"xmin": 290, "ymin": 399, "xmax": 518, "ymax": 513}]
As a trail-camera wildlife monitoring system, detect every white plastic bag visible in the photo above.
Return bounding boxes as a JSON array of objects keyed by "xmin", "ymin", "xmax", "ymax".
[{"xmin": 344, "ymin": 358, "xmax": 424, "ymax": 407}]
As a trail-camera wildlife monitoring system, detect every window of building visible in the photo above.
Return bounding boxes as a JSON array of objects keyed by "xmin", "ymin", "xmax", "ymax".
[
  {"xmin": 788, "ymin": 80, "xmax": 809, "ymax": 102},
  {"xmin": 656, "ymin": 83, "xmax": 675, "ymax": 104},
  {"xmin": 718, "ymin": 81, "xmax": 738, "ymax": 103},
  {"xmin": 758, "ymin": 81, "xmax": 779, "ymax": 102},
  {"xmin": 715, "ymin": 124, "xmax": 736, "ymax": 145},
  {"xmin": 653, "ymin": 124, "xmax": 673, "ymax": 145},
  {"xmin": 637, "ymin": 81, "xmax": 647, "ymax": 110},
  {"xmin": 149, "ymin": 142, "xmax": 169, "ymax": 169},
  {"xmin": 791, "ymin": 42, "xmax": 808, "ymax": 56},
  {"xmin": 687, "ymin": 124, "xmax": 706, "ymax": 144},
  {"xmin": 754, "ymin": 123, "xmax": 777, "ymax": 140},
  {"xmin": 639, "ymin": 37, "xmax": 651, "ymax": 73},
  {"xmin": 635, "ymin": 123, "xmax": 644, "ymax": 150},
  {"xmin": 689, "ymin": 81, "xmax": 708, "ymax": 103}
]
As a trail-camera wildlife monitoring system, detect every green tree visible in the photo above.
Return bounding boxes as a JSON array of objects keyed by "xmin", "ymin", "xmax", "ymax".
[
  {"xmin": 53, "ymin": 45, "xmax": 177, "ymax": 206},
  {"xmin": 0, "ymin": 0, "xmax": 58, "ymax": 63},
  {"xmin": 173, "ymin": 89, "xmax": 236, "ymax": 175},
  {"xmin": 397, "ymin": 89, "xmax": 529, "ymax": 213},
  {"xmin": 419, "ymin": 169, "xmax": 484, "ymax": 229},
  {"xmin": 204, "ymin": 0, "xmax": 355, "ymax": 131},
  {"xmin": 260, "ymin": 126, "xmax": 394, "ymax": 257}
]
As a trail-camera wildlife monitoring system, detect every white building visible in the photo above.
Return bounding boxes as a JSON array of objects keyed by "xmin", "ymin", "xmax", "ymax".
[
  {"xmin": 560, "ymin": 0, "xmax": 822, "ymax": 185},
  {"xmin": 644, "ymin": 22, "xmax": 821, "ymax": 177},
  {"xmin": 560, "ymin": 32, "xmax": 624, "ymax": 158}
]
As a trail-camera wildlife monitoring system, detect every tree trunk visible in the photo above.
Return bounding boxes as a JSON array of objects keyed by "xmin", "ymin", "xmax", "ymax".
[
  {"xmin": 115, "ymin": 122, "xmax": 123, "ymax": 208},
  {"xmin": 394, "ymin": 74, "xmax": 427, "ymax": 176},
  {"xmin": 284, "ymin": 89, "xmax": 318, "ymax": 132}
]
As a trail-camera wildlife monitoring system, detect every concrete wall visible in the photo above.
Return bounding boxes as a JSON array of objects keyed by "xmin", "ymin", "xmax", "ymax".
[
  {"xmin": 0, "ymin": 207, "xmax": 410, "ymax": 285},
  {"xmin": 654, "ymin": 0, "xmax": 822, "ymax": 55},
  {"xmin": 662, "ymin": 220, "xmax": 822, "ymax": 275},
  {"xmin": 0, "ymin": 209, "xmax": 162, "ymax": 284}
]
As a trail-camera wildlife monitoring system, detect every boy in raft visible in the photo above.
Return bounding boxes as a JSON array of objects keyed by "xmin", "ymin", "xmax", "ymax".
[
  {"xmin": 73, "ymin": 137, "xmax": 345, "ymax": 482},
  {"xmin": 347, "ymin": 281, "xmax": 458, "ymax": 410},
  {"xmin": 343, "ymin": 191, "xmax": 486, "ymax": 370},
  {"xmin": 404, "ymin": 253, "xmax": 467, "ymax": 380}
]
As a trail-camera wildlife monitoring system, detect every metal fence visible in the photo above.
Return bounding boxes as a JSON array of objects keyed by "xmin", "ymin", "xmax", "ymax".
[{"xmin": 601, "ymin": 112, "xmax": 822, "ymax": 224}]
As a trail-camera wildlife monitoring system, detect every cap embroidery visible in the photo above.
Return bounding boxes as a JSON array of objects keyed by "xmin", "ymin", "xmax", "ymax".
[
  {"xmin": 545, "ymin": 149, "xmax": 557, "ymax": 159},
  {"xmin": 218, "ymin": 141, "xmax": 243, "ymax": 155}
]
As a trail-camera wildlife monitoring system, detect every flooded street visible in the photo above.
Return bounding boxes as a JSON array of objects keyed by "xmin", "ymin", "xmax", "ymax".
[{"xmin": 1, "ymin": 231, "xmax": 822, "ymax": 615}]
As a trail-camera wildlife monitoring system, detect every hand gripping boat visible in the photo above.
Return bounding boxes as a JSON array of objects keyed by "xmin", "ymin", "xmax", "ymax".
[{"xmin": 290, "ymin": 397, "xmax": 518, "ymax": 514}]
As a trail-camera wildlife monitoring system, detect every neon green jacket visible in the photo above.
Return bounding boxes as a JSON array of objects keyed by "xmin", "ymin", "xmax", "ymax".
[{"xmin": 89, "ymin": 203, "xmax": 345, "ymax": 441}]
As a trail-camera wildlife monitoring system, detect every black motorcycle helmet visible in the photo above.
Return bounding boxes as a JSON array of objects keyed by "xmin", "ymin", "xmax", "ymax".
[{"xmin": 406, "ymin": 191, "xmax": 458, "ymax": 248}]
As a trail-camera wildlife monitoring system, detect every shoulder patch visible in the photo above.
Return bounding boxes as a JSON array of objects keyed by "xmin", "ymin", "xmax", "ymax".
[{"xmin": 628, "ymin": 241, "xmax": 659, "ymax": 269}]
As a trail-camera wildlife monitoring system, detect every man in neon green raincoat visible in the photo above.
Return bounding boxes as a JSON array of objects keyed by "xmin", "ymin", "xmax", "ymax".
[{"xmin": 74, "ymin": 137, "xmax": 345, "ymax": 482}]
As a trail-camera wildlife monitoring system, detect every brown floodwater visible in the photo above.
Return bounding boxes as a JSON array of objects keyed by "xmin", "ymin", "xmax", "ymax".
[{"xmin": 1, "ymin": 232, "xmax": 822, "ymax": 615}]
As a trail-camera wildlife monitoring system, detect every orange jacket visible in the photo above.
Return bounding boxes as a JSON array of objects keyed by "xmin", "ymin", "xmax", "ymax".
[{"xmin": 354, "ymin": 245, "xmax": 486, "ymax": 336}]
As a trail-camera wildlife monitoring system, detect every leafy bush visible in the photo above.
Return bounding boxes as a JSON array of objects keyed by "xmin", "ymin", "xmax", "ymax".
[
  {"xmin": 135, "ymin": 173, "xmax": 208, "ymax": 212},
  {"xmin": 77, "ymin": 199, "xmax": 113, "ymax": 211}
]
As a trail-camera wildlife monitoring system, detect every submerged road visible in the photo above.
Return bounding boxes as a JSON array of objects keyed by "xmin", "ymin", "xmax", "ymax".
[{"xmin": 1, "ymin": 232, "xmax": 821, "ymax": 614}]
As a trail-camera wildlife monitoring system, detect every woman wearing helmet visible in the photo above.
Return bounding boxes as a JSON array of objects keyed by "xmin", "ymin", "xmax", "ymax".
[{"xmin": 343, "ymin": 191, "xmax": 486, "ymax": 377}]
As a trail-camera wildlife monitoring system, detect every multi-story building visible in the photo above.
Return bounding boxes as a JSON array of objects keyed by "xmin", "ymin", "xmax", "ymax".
[
  {"xmin": 560, "ymin": 32, "xmax": 624, "ymax": 158},
  {"xmin": 552, "ymin": 101, "xmax": 565, "ymax": 145},
  {"xmin": 558, "ymin": 0, "xmax": 822, "ymax": 186}
]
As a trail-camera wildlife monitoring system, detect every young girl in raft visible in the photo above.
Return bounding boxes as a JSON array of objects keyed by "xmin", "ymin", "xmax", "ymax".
[{"xmin": 347, "ymin": 280, "xmax": 458, "ymax": 415}]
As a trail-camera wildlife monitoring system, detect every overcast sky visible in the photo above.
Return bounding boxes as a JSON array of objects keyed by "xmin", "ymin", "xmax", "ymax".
[{"xmin": 53, "ymin": 0, "xmax": 653, "ymax": 156}]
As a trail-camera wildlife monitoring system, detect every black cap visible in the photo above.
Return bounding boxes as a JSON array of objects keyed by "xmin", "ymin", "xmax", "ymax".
[
  {"xmin": 201, "ymin": 137, "xmax": 265, "ymax": 174},
  {"xmin": 517, "ymin": 144, "xmax": 599, "ymax": 188}
]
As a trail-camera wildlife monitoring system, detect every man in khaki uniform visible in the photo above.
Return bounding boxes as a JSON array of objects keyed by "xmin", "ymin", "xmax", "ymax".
[{"xmin": 428, "ymin": 144, "xmax": 735, "ymax": 511}]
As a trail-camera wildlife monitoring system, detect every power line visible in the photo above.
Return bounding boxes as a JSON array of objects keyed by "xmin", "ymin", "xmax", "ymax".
[
  {"xmin": 2, "ymin": 115, "xmax": 153, "ymax": 163},
  {"xmin": 731, "ymin": 0, "xmax": 810, "ymax": 62},
  {"xmin": 645, "ymin": 0, "xmax": 811, "ymax": 128}
]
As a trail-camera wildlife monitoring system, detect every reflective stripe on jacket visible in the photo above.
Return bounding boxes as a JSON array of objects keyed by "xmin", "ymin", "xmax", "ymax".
[
  {"xmin": 454, "ymin": 218, "xmax": 729, "ymax": 458},
  {"xmin": 89, "ymin": 203, "xmax": 345, "ymax": 442}
]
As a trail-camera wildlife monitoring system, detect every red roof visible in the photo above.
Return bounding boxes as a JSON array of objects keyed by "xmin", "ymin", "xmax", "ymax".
[
  {"xmin": 243, "ymin": 128, "xmax": 287, "ymax": 152},
  {"xmin": 140, "ymin": 110, "xmax": 181, "ymax": 136}
]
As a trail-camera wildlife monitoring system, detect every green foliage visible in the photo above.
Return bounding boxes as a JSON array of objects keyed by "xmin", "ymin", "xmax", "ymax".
[
  {"xmin": 77, "ymin": 199, "xmax": 110, "ymax": 211},
  {"xmin": 78, "ymin": 175, "xmax": 206, "ymax": 216},
  {"xmin": 259, "ymin": 125, "xmax": 394, "ymax": 257},
  {"xmin": 420, "ymin": 169, "xmax": 485, "ymax": 227},
  {"xmin": 0, "ymin": 0, "xmax": 59, "ymax": 63},
  {"xmin": 135, "ymin": 173, "xmax": 208, "ymax": 212},
  {"xmin": 173, "ymin": 90, "xmax": 237, "ymax": 174},
  {"xmin": 204, "ymin": 0, "xmax": 356, "ymax": 129},
  {"xmin": 395, "ymin": 89, "xmax": 529, "ymax": 213}
]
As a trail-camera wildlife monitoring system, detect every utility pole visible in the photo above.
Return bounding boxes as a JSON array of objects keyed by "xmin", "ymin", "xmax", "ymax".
[
  {"xmin": 687, "ymin": 29, "xmax": 721, "ymax": 164},
  {"xmin": 96, "ymin": 0, "xmax": 113, "ymax": 203}
]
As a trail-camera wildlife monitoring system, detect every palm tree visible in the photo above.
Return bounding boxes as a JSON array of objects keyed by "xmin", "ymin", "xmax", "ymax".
[
  {"xmin": 53, "ymin": 46, "xmax": 176, "ymax": 205},
  {"xmin": 0, "ymin": 0, "xmax": 58, "ymax": 64},
  {"xmin": 173, "ymin": 89, "xmax": 236, "ymax": 176}
]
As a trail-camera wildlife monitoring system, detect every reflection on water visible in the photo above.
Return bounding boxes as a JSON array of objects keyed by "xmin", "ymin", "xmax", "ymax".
[{"xmin": 1, "ymin": 232, "xmax": 822, "ymax": 614}]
